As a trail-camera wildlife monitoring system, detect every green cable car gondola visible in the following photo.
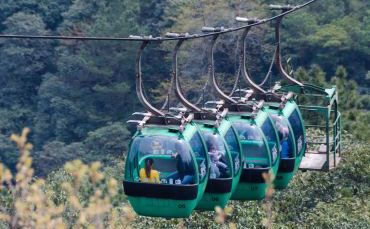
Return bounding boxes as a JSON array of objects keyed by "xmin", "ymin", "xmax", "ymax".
[
  {"xmin": 270, "ymin": 5, "xmax": 341, "ymax": 172},
  {"xmin": 195, "ymin": 123, "xmax": 234, "ymax": 210},
  {"xmin": 243, "ymin": 98, "xmax": 305, "ymax": 190},
  {"xmin": 166, "ymin": 33, "xmax": 242, "ymax": 210},
  {"xmin": 192, "ymin": 114, "xmax": 242, "ymax": 210},
  {"xmin": 233, "ymin": 98, "xmax": 305, "ymax": 189},
  {"xmin": 201, "ymin": 27, "xmax": 281, "ymax": 200},
  {"xmin": 228, "ymin": 107, "xmax": 281, "ymax": 200},
  {"xmin": 238, "ymin": 97, "xmax": 305, "ymax": 189},
  {"xmin": 266, "ymin": 7, "xmax": 306, "ymax": 188},
  {"xmin": 238, "ymin": 98, "xmax": 305, "ymax": 190},
  {"xmin": 269, "ymin": 6, "xmax": 307, "ymax": 187},
  {"xmin": 123, "ymin": 40, "xmax": 210, "ymax": 218},
  {"xmin": 235, "ymin": 13, "xmax": 307, "ymax": 189},
  {"xmin": 124, "ymin": 124, "xmax": 208, "ymax": 218},
  {"xmin": 271, "ymin": 101, "xmax": 305, "ymax": 188},
  {"xmin": 262, "ymin": 102, "xmax": 305, "ymax": 189}
]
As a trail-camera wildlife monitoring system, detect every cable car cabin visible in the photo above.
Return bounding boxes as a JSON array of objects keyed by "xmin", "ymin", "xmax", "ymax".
[
  {"xmin": 228, "ymin": 109, "xmax": 281, "ymax": 200},
  {"xmin": 193, "ymin": 118, "xmax": 242, "ymax": 210},
  {"xmin": 123, "ymin": 123, "xmax": 210, "ymax": 218},
  {"xmin": 265, "ymin": 100, "xmax": 306, "ymax": 189},
  {"xmin": 219, "ymin": 119, "xmax": 243, "ymax": 195},
  {"xmin": 243, "ymin": 94, "xmax": 307, "ymax": 189}
]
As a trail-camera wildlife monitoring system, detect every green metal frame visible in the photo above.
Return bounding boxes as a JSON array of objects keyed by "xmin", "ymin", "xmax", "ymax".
[{"xmin": 280, "ymin": 83, "xmax": 342, "ymax": 171}]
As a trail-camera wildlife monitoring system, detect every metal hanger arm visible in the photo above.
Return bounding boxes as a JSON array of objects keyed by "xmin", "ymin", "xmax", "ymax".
[
  {"xmin": 202, "ymin": 28, "xmax": 238, "ymax": 105},
  {"xmin": 168, "ymin": 33, "xmax": 202, "ymax": 112},
  {"xmin": 273, "ymin": 13, "xmax": 304, "ymax": 88},
  {"xmin": 239, "ymin": 22, "xmax": 267, "ymax": 94},
  {"xmin": 135, "ymin": 41, "xmax": 165, "ymax": 116}
]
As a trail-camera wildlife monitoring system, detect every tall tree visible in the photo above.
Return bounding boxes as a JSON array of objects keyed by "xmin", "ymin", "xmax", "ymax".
[{"xmin": 34, "ymin": 0, "xmax": 141, "ymax": 146}]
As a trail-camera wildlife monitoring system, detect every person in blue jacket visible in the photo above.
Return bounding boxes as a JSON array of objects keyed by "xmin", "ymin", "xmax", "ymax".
[
  {"xmin": 279, "ymin": 126, "xmax": 290, "ymax": 158},
  {"xmin": 272, "ymin": 115, "xmax": 290, "ymax": 159}
]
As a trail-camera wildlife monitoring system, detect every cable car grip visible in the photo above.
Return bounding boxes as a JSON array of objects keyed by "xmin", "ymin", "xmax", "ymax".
[
  {"xmin": 235, "ymin": 17, "xmax": 261, "ymax": 24},
  {"xmin": 269, "ymin": 4, "xmax": 295, "ymax": 11},
  {"xmin": 201, "ymin": 26, "xmax": 225, "ymax": 33}
]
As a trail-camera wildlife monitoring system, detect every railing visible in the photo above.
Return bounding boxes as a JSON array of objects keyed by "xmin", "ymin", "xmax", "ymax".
[
  {"xmin": 332, "ymin": 111, "xmax": 341, "ymax": 167},
  {"xmin": 298, "ymin": 104, "xmax": 342, "ymax": 171}
]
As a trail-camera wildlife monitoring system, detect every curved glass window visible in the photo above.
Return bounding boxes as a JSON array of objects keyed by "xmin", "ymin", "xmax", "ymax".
[
  {"xmin": 127, "ymin": 136, "xmax": 196, "ymax": 185},
  {"xmin": 288, "ymin": 109, "xmax": 305, "ymax": 153},
  {"xmin": 234, "ymin": 122, "xmax": 261, "ymax": 141},
  {"xmin": 224, "ymin": 127, "xmax": 241, "ymax": 175},
  {"xmin": 271, "ymin": 114, "xmax": 295, "ymax": 158},
  {"xmin": 261, "ymin": 117, "xmax": 279, "ymax": 164},
  {"xmin": 189, "ymin": 132, "xmax": 207, "ymax": 180},
  {"xmin": 233, "ymin": 122, "xmax": 269, "ymax": 168},
  {"xmin": 202, "ymin": 131, "xmax": 232, "ymax": 179}
]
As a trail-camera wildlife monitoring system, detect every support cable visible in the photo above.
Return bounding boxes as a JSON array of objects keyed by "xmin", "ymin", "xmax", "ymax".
[{"xmin": 0, "ymin": 1, "xmax": 318, "ymax": 43}]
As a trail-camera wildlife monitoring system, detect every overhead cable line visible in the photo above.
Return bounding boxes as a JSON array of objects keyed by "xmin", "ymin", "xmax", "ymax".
[{"xmin": 0, "ymin": 0, "xmax": 317, "ymax": 42}]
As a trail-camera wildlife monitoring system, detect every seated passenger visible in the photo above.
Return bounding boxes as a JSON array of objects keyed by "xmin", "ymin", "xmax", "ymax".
[
  {"xmin": 168, "ymin": 141, "xmax": 195, "ymax": 184},
  {"xmin": 273, "ymin": 116, "xmax": 290, "ymax": 159},
  {"xmin": 279, "ymin": 126, "xmax": 290, "ymax": 158},
  {"xmin": 208, "ymin": 144, "xmax": 228, "ymax": 178},
  {"xmin": 139, "ymin": 158, "xmax": 160, "ymax": 183}
]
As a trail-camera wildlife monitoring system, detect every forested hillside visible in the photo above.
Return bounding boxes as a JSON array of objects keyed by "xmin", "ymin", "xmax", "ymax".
[
  {"xmin": 0, "ymin": 0, "xmax": 369, "ymax": 228},
  {"xmin": 0, "ymin": 0, "xmax": 368, "ymax": 176}
]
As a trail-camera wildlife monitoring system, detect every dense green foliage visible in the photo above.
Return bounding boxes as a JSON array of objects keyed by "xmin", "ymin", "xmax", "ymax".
[
  {"xmin": 0, "ymin": 0, "xmax": 368, "ymax": 175},
  {"xmin": 0, "ymin": 0, "xmax": 369, "ymax": 227}
]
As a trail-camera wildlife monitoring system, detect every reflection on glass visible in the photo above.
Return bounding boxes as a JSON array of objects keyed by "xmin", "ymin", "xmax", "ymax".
[
  {"xmin": 189, "ymin": 132, "xmax": 207, "ymax": 180},
  {"xmin": 234, "ymin": 122, "xmax": 269, "ymax": 168},
  {"xmin": 261, "ymin": 118, "xmax": 279, "ymax": 163},
  {"xmin": 224, "ymin": 128, "xmax": 241, "ymax": 175},
  {"xmin": 288, "ymin": 109, "xmax": 304, "ymax": 153},
  {"xmin": 234, "ymin": 122, "xmax": 262, "ymax": 141}
]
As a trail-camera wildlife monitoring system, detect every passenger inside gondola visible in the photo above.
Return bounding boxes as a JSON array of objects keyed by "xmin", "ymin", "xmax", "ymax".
[
  {"xmin": 131, "ymin": 136, "xmax": 198, "ymax": 185},
  {"xmin": 139, "ymin": 158, "xmax": 160, "ymax": 183},
  {"xmin": 168, "ymin": 141, "xmax": 196, "ymax": 184},
  {"xmin": 278, "ymin": 124, "xmax": 290, "ymax": 159},
  {"xmin": 208, "ymin": 143, "xmax": 228, "ymax": 178},
  {"xmin": 203, "ymin": 133, "xmax": 230, "ymax": 178},
  {"xmin": 272, "ymin": 115, "xmax": 290, "ymax": 158}
]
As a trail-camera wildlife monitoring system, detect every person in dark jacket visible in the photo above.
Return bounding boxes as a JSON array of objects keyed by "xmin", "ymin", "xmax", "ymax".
[{"xmin": 168, "ymin": 141, "xmax": 195, "ymax": 184}]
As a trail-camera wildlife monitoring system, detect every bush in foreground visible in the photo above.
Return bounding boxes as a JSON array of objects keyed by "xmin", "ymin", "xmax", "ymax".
[{"xmin": 0, "ymin": 128, "xmax": 135, "ymax": 229}]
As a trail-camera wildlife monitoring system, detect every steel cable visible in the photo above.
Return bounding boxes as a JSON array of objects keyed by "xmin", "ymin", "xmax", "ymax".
[{"xmin": 0, "ymin": 0, "xmax": 318, "ymax": 42}]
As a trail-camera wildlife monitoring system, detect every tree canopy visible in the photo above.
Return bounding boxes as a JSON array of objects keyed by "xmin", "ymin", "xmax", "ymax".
[{"xmin": 0, "ymin": 0, "xmax": 368, "ymax": 175}]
